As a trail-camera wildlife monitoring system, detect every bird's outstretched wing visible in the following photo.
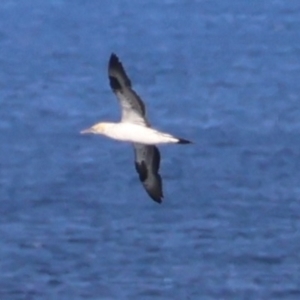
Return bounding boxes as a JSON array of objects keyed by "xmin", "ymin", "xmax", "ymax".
[
  {"xmin": 108, "ymin": 53, "xmax": 149, "ymax": 126},
  {"xmin": 133, "ymin": 144, "xmax": 163, "ymax": 203}
]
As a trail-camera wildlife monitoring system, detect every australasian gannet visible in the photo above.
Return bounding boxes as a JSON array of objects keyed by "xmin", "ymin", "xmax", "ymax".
[{"xmin": 81, "ymin": 53, "xmax": 191, "ymax": 203}]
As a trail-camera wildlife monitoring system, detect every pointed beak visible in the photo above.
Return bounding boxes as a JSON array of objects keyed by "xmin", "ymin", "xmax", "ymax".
[{"xmin": 80, "ymin": 127, "xmax": 93, "ymax": 134}]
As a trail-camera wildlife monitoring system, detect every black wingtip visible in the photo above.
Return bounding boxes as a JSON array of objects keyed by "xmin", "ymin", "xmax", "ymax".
[
  {"xmin": 109, "ymin": 53, "xmax": 119, "ymax": 67},
  {"xmin": 108, "ymin": 53, "xmax": 132, "ymax": 88},
  {"xmin": 152, "ymin": 196, "xmax": 163, "ymax": 204},
  {"xmin": 148, "ymin": 188, "xmax": 163, "ymax": 204},
  {"xmin": 108, "ymin": 53, "xmax": 123, "ymax": 90},
  {"xmin": 177, "ymin": 138, "xmax": 192, "ymax": 144}
]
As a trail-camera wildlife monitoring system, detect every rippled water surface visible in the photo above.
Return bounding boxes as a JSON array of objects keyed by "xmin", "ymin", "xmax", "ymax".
[{"xmin": 1, "ymin": 0, "xmax": 300, "ymax": 299}]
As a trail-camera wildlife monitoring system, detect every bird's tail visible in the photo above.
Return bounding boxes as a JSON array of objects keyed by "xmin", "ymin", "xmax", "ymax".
[{"xmin": 177, "ymin": 138, "xmax": 192, "ymax": 144}]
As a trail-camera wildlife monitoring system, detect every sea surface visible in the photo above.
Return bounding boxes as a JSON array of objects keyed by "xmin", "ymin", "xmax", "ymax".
[{"xmin": 0, "ymin": 0, "xmax": 300, "ymax": 299}]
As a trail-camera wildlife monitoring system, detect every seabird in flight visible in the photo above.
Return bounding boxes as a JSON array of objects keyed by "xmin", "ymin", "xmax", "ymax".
[{"xmin": 81, "ymin": 53, "xmax": 191, "ymax": 203}]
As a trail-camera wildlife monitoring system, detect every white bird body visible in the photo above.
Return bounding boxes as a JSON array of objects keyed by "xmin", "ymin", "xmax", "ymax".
[
  {"xmin": 85, "ymin": 122, "xmax": 181, "ymax": 145},
  {"xmin": 81, "ymin": 53, "xmax": 191, "ymax": 203}
]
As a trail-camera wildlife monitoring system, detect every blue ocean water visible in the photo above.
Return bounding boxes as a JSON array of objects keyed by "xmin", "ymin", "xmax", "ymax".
[{"xmin": 0, "ymin": 0, "xmax": 300, "ymax": 299}]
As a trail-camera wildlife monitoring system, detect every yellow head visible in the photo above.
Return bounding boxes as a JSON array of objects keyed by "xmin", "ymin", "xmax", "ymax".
[{"xmin": 80, "ymin": 122, "xmax": 108, "ymax": 135}]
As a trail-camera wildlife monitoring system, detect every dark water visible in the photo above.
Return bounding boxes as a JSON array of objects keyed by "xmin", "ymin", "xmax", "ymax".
[{"xmin": 1, "ymin": 0, "xmax": 300, "ymax": 299}]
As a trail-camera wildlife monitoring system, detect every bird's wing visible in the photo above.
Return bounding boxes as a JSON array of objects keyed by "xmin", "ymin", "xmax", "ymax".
[
  {"xmin": 108, "ymin": 53, "xmax": 149, "ymax": 126},
  {"xmin": 133, "ymin": 143, "xmax": 163, "ymax": 203}
]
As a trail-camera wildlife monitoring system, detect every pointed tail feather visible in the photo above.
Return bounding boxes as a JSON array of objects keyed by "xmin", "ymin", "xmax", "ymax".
[{"xmin": 177, "ymin": 138, "xmax": 192, "ymax": 144}]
